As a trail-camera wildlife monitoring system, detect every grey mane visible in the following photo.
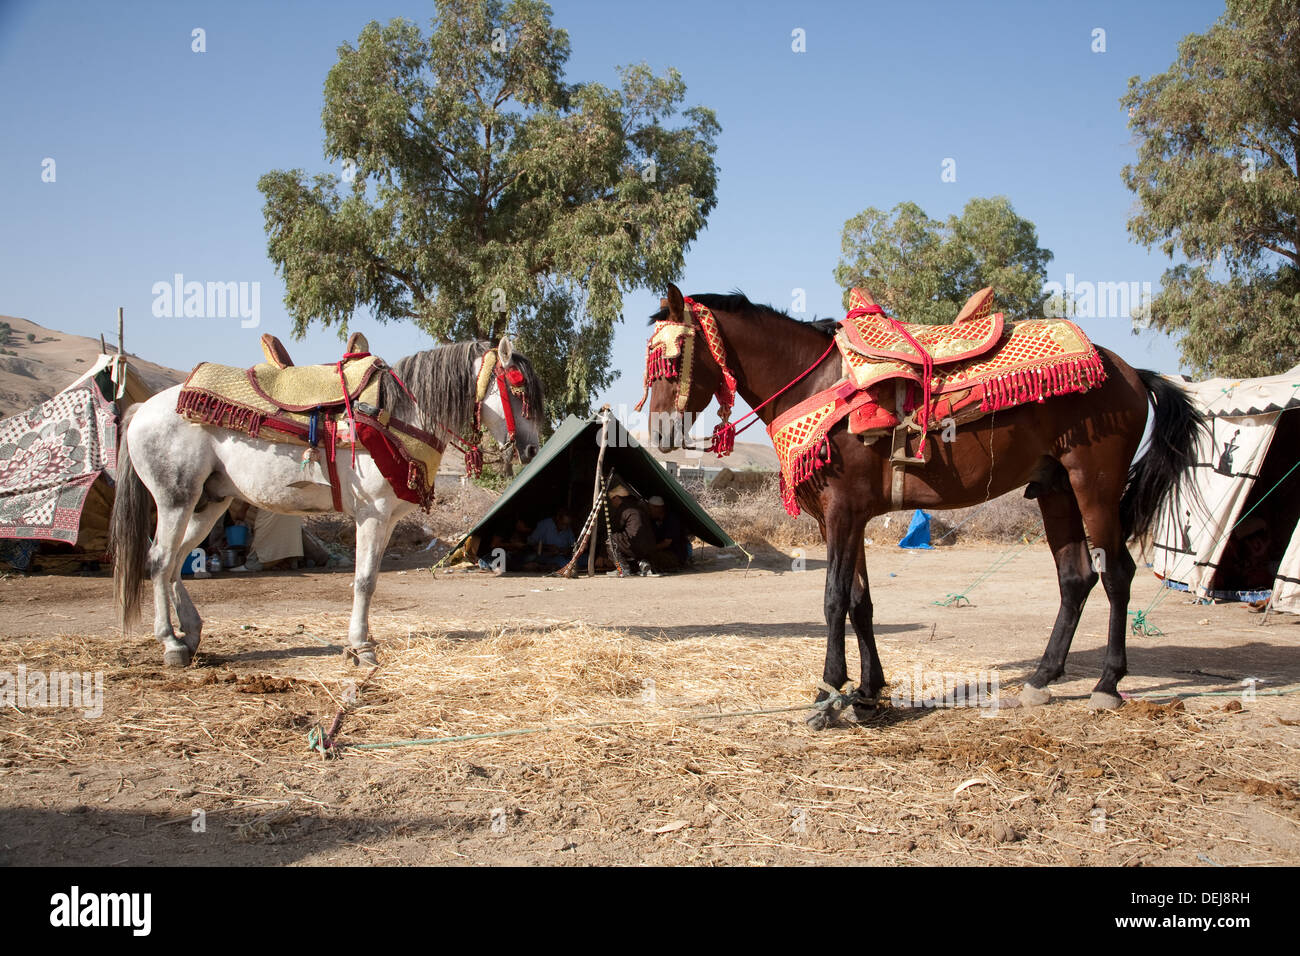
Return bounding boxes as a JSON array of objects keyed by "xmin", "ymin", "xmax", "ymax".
[{"xmin": 380, "ymin": 341, "xmax": 543, "ymax": 436}]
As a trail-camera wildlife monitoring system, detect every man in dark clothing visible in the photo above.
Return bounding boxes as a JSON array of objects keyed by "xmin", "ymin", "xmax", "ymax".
[
  {"xmin": 606, "ymin": 485, "xmax": 658, "ymax": 576},
  {"xmin": 647, "ymin": 495, "xmax": 689, "ymax": 570}
]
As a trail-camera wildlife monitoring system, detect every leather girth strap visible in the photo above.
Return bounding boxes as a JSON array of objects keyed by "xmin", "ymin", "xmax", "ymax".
[
  {"xmin": 325, "ymin": 418, "xmax": 344, "ymax": 512},
  {"xmin": 890, "ymin": 381, "xmax": 908, "ymax": 511}
]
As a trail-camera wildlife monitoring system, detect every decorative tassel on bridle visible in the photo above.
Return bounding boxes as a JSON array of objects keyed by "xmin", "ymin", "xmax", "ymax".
[
  {"xmin": 459, "ymin": 345, "xmax": 528, "ymax": 477},
  {"xmin": 645, "ymin": 345, "xmax": 679, "ymax": 383},
  {"xmin": 464, "ymin": 444, "xmax": 483, "ymax": 477},
  {"xmin": 709, "ymin": 415, "xmax": 736, "ymax": 456}
]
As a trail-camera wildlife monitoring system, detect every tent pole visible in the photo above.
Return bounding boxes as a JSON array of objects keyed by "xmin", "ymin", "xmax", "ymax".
[
  {"xmin": 587, "ymin": 405, "xmax": 610, "ymax": 577},
  {"xmin": 116, "ymin": 307, "xmax": 124, "ymax": 357}
]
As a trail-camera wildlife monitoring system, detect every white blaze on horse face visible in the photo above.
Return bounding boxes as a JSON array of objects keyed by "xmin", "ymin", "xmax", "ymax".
[{"xmin": 476, "ymin": 354, "xmax": 540, "ymax": 462}]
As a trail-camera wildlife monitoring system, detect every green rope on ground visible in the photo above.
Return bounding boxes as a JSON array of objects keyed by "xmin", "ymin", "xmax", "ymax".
[
  {"xmin": 933, "ymin": 529, "xmax": 1045, "ymax": 607},
  {"xmin": 1127, "ymin": 682, "xmax": 1300, "ymax": 701},
  {"xmin": 311, "ymin": 680, "xmax": 1300, "ymax": 753},
  {"xmin": 1128, "ymin": 609, "xmax": 1164, "ymax": 637},
  {"xmin": 329, "ymin": 695, "xmax": 859, "ymax": 752}
]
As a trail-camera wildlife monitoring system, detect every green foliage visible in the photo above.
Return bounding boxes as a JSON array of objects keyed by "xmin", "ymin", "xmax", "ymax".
[
  {"xmin": 1121, "ymin": 0, "xmax": 1300, "ymax": 376},
  {"xmin": 469, "ymin": 463, "xmax": 513, "ymax": 493},
  {"xmin": 258, "ymin": 0, "xmax": 719, "ymax": 422},
  {"xmin": 833, "ymin": 197, "xmax": 1052, "ymax": 323}
]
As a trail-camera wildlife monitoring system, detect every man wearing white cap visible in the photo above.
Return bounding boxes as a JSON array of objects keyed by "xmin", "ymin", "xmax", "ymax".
[{"xmin": 606, "ymin": 484, "xmax": 658, "ymax": 576}]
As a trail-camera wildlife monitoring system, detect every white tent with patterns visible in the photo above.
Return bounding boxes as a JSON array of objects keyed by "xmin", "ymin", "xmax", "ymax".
[{"xmin": 1150, "ymin": 366, "xmax": 1300, "ymax": 613}]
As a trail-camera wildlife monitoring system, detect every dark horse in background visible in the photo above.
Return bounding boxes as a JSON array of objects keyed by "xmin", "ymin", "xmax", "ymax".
[{"xmin": 646, "ymin": 284, "xmax": 1203, "ymax": 726}]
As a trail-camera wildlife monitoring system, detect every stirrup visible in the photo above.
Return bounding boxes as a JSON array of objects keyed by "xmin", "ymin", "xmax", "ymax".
[{"xmin": 889, "ymin": 417, "xmax": 930, "ymax": 464}]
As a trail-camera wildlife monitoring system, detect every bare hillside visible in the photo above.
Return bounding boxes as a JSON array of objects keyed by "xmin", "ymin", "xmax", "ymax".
[{"xmin": 0, "ymin": 314, "xmax": 185, "ymax": 417}]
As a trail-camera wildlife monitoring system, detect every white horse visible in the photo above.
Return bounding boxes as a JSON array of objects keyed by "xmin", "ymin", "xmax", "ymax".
[{"xmin": 110, "ymin": 337, "xmax": 543, "ymax": 667}]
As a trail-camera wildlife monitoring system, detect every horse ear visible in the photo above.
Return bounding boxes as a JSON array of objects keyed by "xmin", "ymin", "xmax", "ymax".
[
  {"xmin": 498, "ymin": 335, "xmax": 514, "ymax": 365},
  {"xmin": 666, "ymin": 284, "xmax": 685, "ymax": 320}
]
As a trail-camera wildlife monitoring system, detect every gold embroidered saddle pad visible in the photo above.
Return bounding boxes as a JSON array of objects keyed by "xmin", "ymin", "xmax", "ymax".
[
  {"xmin": 177, "ymin": 356, "xmax": 383, "ymax": 433},
  {"xmin": 838, "ymin": 316, "xmax": 1102, "ymax": 399},
  {"xmin": 250, "ymin": 355, "xmax": 385, "ymax": 413},
  {"xmin": 176, "ymin": 354, "xmax": 442, "ymax": 510}
]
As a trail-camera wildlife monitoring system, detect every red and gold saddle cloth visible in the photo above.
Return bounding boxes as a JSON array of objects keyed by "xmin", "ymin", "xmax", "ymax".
[
  {"xmin": 769, "ymin": 287, "xmax": 1106, "ymax": 515},
  {"xmin": 176, "ymin": 351, "xmax": 443, "ymax": 512}
]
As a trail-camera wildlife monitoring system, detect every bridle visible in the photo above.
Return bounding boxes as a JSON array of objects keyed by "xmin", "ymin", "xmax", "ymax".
[
  {"xmin": 635, "ymin": 297, "xmax": 738, "ymax": 451},
  {"xmin": 417, "ymin": 345, "xmax": 531, "ymax": 478},
  {"xmin": 637, "ymin": 297, "xmax": 835, "ymax": 455}
]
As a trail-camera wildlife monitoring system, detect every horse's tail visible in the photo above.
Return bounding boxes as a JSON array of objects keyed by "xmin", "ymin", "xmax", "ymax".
[
  {"xmin": 109, "ymin": 406, "xmax": 152, "ymax": 631},
  {"xmin": 1121, "ymin": 369, "xmax": 1208, "ymax": 542}
]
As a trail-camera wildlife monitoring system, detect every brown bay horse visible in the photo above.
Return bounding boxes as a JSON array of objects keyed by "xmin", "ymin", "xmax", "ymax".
[{"xmin": 645, "ymin": 284, "xmax": 1204, "ymax": 726}]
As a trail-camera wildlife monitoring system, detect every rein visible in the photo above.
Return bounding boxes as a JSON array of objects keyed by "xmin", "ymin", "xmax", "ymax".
[
  {"xmin": 637, "ymin": 298, "xmax": 837, "ymax": 456},
  {"xmin": 717, "ymin": 338, "xmax": 837, "ymax": 454}
]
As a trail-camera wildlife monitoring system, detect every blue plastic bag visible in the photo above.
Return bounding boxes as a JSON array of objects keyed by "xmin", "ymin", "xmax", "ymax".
[{"xmin": 898, "ymin": 509, "xmax": 932, "ymax": 549}]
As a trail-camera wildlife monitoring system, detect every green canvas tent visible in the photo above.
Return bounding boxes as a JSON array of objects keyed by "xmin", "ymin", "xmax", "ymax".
[{"xmin": 457, "ymin": 413, "xmax": 736, "ymax": 558}]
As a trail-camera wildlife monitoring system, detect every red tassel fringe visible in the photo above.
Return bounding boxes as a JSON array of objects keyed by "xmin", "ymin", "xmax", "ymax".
[
  {"xmin": 977, "ymin": 354, "xmax": 1107, "ymax": 414},
  {"xmin": 176, "ymin": 388, "xmax": 266, "ymax": 437},
  {"xmin": 780, "ymin": 435, "xmax": 831, "ymax": 517},
  {"xmin": 709, "ymin": 421, "xmax": 736, "ymax": 456},
  {"xmin": 464, "ymin": 445, "xmax": 483, "ymax": 478},
  {"xmin": 645, "ymin": 348, "xmax": 679, "ymax": 382}
]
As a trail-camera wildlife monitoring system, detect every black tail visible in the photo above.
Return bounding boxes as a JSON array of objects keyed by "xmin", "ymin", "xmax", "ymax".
[
  {"xmin": 1121, "ymin": 369, "xmax": 1208, "ymax": 542},
  {"xmin": 109, "ymin": 408, "xmax": 152, "ymax": 631}
]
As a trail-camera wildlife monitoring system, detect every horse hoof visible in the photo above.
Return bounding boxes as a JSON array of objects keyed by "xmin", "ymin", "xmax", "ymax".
[
  {"xmin": 347, "ymin": 648, "xmax": 379, "ymax": 667},
  {"xmin": 1088, "ymin": 691, "xmax": 1123, "ymax": 711},
  {"xmin": 851, "ymin": 703, "xmax": 877, "ymax": 723},
  {"xmin": 846, "ymin": 690, "xmax": 880, "ymax": 723},
  {"xmin": 806, "ymin": 709, "xmax": 835, "ymax": 731},
  {"xmin": 163, "ymin": 647, "xmax": 191, "ymax": 668},
  {"xmin": 1019, "ymin": 684, "xmax": 1052, "ymax": 707}
]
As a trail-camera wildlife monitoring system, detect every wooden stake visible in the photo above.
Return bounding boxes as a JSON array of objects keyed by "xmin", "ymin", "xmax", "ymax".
[{"xmin": 587, "ymin": 406, "xmax": 610, "ymax": 577}]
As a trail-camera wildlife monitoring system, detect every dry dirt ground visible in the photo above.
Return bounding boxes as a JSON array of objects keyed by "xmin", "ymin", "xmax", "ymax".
[{"xmin": 1, "ymin": 542, "xmax": 1298, "ymax": 866}]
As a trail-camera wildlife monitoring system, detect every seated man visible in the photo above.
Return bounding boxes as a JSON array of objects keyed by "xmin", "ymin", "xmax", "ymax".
[
  {"xmin": 482, "ymin": 518, "xmax": 534, "ymax": 571},
  {"xmin": 647, "ymin": 495, "xmax": 690, "ymax": 571},
  {"xmin": 606, "ymin": 485, "xmax": 658, "ymax": 576},
  {"xmin": 525, "ymin": 507, "xmax": 575, "ymax": 571}
]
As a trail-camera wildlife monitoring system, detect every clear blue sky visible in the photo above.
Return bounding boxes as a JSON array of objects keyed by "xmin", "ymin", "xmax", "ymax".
[{"xmin": 0, "ymin": 0, "xmax": 1226, "ymax": 428}]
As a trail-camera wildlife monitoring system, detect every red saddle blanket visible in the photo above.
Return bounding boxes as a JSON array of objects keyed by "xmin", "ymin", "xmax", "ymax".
[{"xmin": 767, "ymin": 288, "xmax": 1106, "ymax": 515}]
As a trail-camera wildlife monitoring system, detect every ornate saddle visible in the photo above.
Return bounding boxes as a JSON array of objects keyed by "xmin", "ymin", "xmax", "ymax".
[
  {"xmin": 767, "ymin": 285, "xmax": 1107, "ymax": 517},
  {"xmin": 837, "ymin": 287, "xmax": 1004, "ymax": 367},
  {"xmin": 176, "ymin": 331, "xmax": 443, "ymax": 512},
  {"xmin": 256, "ymin": 331, "xmax": 369, "ymax": 371}
]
